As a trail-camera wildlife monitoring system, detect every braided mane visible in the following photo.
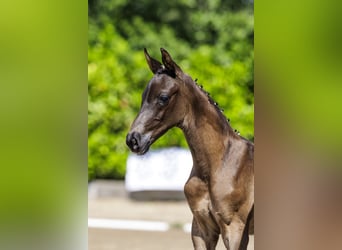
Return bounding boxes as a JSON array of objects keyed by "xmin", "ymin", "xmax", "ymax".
[{"xmin": 192, "ymin": 77, "xmax": 241, "ymax": 135}]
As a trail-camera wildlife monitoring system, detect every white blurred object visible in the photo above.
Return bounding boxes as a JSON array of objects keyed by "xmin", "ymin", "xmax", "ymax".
[{"xmin": 125, "ymin": 147, "xmax": 192, "ymax": 200}]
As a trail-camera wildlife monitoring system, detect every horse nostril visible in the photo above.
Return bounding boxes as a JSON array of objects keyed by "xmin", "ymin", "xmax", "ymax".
[
  {"xmin": 126, "ymin": 132, "xmax": 141, "ymax": 152},
  {"xmin": 131, "ymin": 138, "xmax": 138, "ymax": 150}
]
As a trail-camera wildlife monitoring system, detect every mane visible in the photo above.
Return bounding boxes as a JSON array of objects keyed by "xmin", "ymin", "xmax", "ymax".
[
  {"xmin": 156, "ymin": 67, "xmax": 176, "ymax": 78},
  {"xmin": 188, "ymin": 75, "xmax": 241, "ymax": 136}
]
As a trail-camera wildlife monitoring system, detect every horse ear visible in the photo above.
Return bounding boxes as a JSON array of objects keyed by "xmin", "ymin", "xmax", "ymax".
[
  {"xmin": 160, "ymin": 48, "xmax": 182, "ymax": 76},
  {"xmin": 144, "ymin": 48, "xmax": 162, "ymax": 74}
]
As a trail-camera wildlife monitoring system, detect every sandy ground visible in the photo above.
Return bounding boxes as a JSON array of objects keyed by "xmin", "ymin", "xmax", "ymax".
[
  {"xmin": 88, "ymin": 180, "xmax": 254, "ymax": 250},
  {"xmin": 88, "ymin": 228, "xmax": 254, "ymax": 250}
]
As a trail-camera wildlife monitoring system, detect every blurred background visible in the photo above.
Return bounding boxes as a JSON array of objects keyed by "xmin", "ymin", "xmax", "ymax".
[
  {"xmin": 1, "ymin": 0, "xmax": 341, "ymax": 249},
  {"xmin": 88, "ymin": 0, "xmax": 254, "ymax": 249},
  {"xmin": 1, "ymin": 0, "xmax": 342, "ymax": 249}
]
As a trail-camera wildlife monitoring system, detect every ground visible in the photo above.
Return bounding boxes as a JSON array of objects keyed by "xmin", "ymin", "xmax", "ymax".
[{"xmin": 88, "ymin": 180, "xmax": 254, "ymax": 250}]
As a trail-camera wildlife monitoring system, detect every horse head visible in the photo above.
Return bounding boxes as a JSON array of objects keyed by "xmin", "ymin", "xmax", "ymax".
[{"xmin": 126, "ymin": 48, "xmax": 190, "ymax": 155}]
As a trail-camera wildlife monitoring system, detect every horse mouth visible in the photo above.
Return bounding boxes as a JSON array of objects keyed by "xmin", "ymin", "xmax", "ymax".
[
  {"xmin": 136, "ymin": 135, "xmax": 158, "ymax": 155},
  {"xmin": 136, "ymin": 143, "xmax": 151, "ymax": 155}
]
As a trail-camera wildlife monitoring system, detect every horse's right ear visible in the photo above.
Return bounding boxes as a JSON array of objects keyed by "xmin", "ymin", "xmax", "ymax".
[
  {"xmin": 144, "ymin": 48, "xmax": 162, "ymax": 74},
  {"xmin": 160, "ymin": 48, "xmax": 182, "ymax": 77}
]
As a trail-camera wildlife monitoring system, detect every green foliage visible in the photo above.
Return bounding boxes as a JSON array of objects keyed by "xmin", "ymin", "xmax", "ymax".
[{"xmin": 88, "ymin": 0, "xmax": 254, "ymax": 181}]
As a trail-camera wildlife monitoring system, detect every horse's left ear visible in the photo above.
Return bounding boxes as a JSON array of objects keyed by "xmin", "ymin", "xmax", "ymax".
[
  {"xmin": 160, "ymin": 48, "xmax": 183, "ymax": 76},
  {"xmin": 144, "ymin": 48, "xmax": 162, "ymax": 74}
]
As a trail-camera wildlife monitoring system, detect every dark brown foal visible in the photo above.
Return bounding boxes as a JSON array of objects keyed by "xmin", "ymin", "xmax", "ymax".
[{"xmin": 126, "ymin": 48, "xmax": 254, "ymax": 250}]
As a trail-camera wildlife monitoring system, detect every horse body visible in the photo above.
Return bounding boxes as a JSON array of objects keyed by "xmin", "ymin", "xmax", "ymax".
[{"xmin": 126, "ymin": 48, "xmax": 254, "ymax": 250}]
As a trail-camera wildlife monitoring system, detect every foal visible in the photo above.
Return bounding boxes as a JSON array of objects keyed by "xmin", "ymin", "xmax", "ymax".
[{"xmin": 126, "ymin": 48, "xmax": 254, "ymax": 250}]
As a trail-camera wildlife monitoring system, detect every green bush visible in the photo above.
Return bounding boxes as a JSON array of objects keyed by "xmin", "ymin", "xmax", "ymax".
[{"xmin": 88, "ymin": 1, "xmax": 254, "ymax": 181}]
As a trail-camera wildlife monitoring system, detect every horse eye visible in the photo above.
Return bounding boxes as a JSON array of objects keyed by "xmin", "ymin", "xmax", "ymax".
[{"xmin": 158, "ymin": 95, "xmax": 169, "ymax": 105}]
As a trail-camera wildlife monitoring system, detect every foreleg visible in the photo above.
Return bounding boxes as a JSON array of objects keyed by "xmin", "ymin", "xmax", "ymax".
[
  {"xmin": 191, "ymin": 216, "xmax": 219, "ymax": 250},
  {"xmin": 221, "ymin": 215, "xmax": 245, "ymax": 250}
]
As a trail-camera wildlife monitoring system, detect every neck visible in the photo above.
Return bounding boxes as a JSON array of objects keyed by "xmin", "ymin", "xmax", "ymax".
[{"xmin": 179, "ymin": 84, "xmax": 235, "ymax": 179}]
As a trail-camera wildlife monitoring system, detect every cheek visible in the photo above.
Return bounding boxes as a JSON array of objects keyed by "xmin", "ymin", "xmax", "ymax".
[{"xmin": 162, "ymin": 101, "xmax": 184, "ymax": 123}]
